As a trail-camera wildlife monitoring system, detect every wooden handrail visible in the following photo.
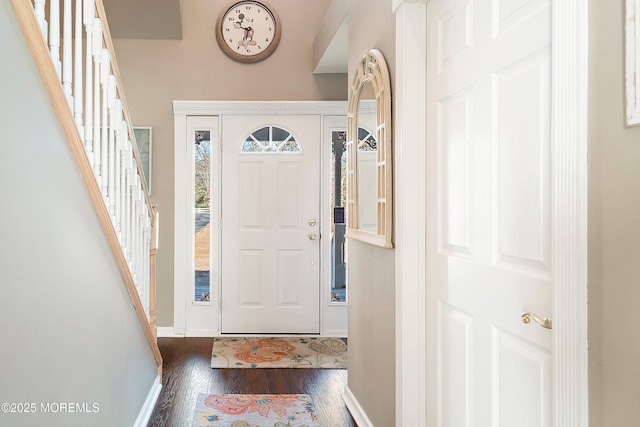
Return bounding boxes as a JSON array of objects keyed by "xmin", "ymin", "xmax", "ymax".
[{"xmin": 9, "ymin": 0, "xmax": 162, "ymax": 377}]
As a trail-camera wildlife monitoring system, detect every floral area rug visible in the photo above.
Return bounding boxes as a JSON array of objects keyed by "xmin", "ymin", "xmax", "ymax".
[
  {"xmin": 210, "ymin": 337, "xmax": 347, "ymax": 369},
  {"xmin": 192, "ymin": 394, "xmax": 320, "ymax": 427}
]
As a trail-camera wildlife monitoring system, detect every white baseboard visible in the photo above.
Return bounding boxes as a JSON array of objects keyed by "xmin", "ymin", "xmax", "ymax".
[
  {"xmin": 321, "ymin": 329, "xmax": 348, "ymax": 338},
  {"xmin": 184, "ymin": 330, "xmax": 220, "ymax": 337},
  {"xmin": 133, "ymin": 376, "xmax": 162, "ymax": 427},
  {"xmin": 156, "ymin": 327, "xmax": 176, "ymax": 337},
  {"xmin": 343, "ymin": 386, "xmax": 374, "ymax": 427},
  {"xmin": 158, "ymin": 327, "xmax": 348, "ymax": 338}
]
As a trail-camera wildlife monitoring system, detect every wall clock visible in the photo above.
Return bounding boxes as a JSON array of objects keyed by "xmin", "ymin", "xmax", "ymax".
[{"xmin": 216, "ymin": 1, "xmax": 282, "ymax": 63}]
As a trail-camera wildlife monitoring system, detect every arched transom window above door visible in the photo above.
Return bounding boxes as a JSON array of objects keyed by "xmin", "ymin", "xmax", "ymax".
[{"xmin": 241, "ymin": 125, "xmax": 302, "ymax": 153}]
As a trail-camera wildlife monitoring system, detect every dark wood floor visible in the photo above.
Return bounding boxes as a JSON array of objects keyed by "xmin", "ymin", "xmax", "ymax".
[{"xmin": 148, "ymin": 337, "xmax": 357, "ymax": 427}]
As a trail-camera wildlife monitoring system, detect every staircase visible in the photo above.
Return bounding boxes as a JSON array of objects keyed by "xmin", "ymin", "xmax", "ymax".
[{"xmin": 6, "ymin": 0, "xmax": 162, "ymax": 418}]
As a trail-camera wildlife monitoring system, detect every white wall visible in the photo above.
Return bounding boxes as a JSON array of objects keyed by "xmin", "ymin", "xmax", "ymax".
[{"xmin": 0, "ymin": 3, "xmax": 158, "ymax": 426}]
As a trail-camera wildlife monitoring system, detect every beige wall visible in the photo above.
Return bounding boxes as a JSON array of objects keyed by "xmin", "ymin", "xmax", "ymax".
[
  {"xmin": 110, "ymin": 0, "xmax": 346, "ymax": 326},
  {"xmin": 589, "ymin": 0, "xmax": 640, "ymax": 424},
  {"xmin": 346, "ymin": 0, "xmax": 396, "ymax": 426},
  {"xmin": 113, "ymin": 1, "xmax": 397, "ymax": 423}
]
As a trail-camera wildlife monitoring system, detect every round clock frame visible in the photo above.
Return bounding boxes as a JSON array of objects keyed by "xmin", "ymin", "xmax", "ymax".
[{"xmin": 216, "ymin": 0, "xmax": 282, "ymax": 63}]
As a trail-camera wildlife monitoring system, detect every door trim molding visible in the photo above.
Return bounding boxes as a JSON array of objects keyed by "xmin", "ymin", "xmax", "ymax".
[
  {"xmin": 173, "ymin": 115, "xmax": 221, "ymax": 336},
  {"xmin": 551, "ymin": 0, "xmax": 589, "ymax": 424},
  {"xmin": 394, "ymin": 2, "xmax": 428, "ymax": 427},
  {"xmin": 393, "ymin": 0, "xmax": 589, "ymax": 425},
  {"xmin": 172, "ymin": 101, "xmax": 348, "ymax": 336},
  {"xmin": 173, "ymin": 101, "xmax": 348, "ymax": 116}
]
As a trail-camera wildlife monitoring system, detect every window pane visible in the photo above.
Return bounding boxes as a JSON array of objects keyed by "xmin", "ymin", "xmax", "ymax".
[
  {"xmin": 272, "ymin": 126, "xmax": 290, "ymax": 142},
  {"xmin": 331, "ymin": 130, "xmax": 347, "ymax": 303},
  {"xmin": 280, "ymin": 138, "xmax": 300, "ymax": 152},
  {"xmin": 358, "ymin": 127, "xmax": 377, "ymax": 151},
  {"xmin": 242, "ymin": 138, "xmax": 262, "ymax": 152},
  {"xmin": 194, "ymin": 130, "xmax": 211, "ymax": 302},
  {"xmin": 252, "ymin": 126, "xmax": 269, "ymax": 141}
]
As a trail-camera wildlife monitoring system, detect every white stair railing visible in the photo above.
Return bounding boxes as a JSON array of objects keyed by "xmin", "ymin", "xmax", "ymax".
[{"xmin": 12, "ymin": 0, "xmax": 158, "ymax": 336}]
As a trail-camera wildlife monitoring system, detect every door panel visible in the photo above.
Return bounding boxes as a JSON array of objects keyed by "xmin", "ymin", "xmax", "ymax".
[
  {"xmin": 427, "ymin": 0, "xmax": 552, "ymax": 425},
  {"xmin": 493, "ymin": 328, "xmax": 551, "ymax": 425},
  {"xmin": 222, "ymin": 115, "xmax": 320, "ymax": 333}
]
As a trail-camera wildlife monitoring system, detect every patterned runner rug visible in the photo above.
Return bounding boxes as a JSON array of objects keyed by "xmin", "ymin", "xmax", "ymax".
[
  {"xmin": 210, "ymin": 337, "xmax": 347, "ymax": 369},
  {"xmin": 192, "ymin": 394, "xmax": 321, "ymax": 427}
]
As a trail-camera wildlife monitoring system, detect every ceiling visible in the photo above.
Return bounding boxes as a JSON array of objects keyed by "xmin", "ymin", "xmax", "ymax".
[
  {"xmin": 313, "ymin": 2, "xmax": 348, "ymax": 74},
  {"xmin": 101, "ymin": 0, "xmax": 183, "ymax": 40}
]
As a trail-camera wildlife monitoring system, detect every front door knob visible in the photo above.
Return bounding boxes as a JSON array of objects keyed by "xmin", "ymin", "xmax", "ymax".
[{"xmin": 308, "ymin": 232, "xmax": 317, "ymax": 240}]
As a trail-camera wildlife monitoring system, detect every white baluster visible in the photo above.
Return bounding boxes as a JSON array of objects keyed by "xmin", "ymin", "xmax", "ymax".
[
  {"xmin": 83, "ymin": 0, "xmax": 94, "ymax": 164},
  {"xmin": 142, "ymin": 231, "xmax": 149, "ymax": 314},
  {"xmin": 49, "ymin": 0, "xmax": 61, "ymax": 77},
  {"xmin": 143, "ymin": 207, "xmax": 151, "ymax": 311},
  {"xmin": 140, "ymin": 223, "xmax": 146, "ymax": 295},
  {"xmin": 140, "ymin": 209, "xmax": 148, "ymax": 301},
  {"xmin": 136, "ymin": 176, "xmax": 143, "ymax": 284},
  {"xmin": 114, "ymin": 103, "xmax": 124, "ymax": 234},
  {"xmin": 73, "ymin": 0, "xmax": 83, "ymax": 131},
  {"xmin": 82, "ymin": 0, "xmax": 93, "ymax": 36},
  {"xmin": 147, "ymin": 234, "xmax": 152, "ymax": 315},
  {"xmin": 125, "ymin": 151, "xmax": 133, "ymax": 260},
  {"xmin": 139, "ymin": 226, "xmax": 147, "ymax": 302},
  {"xmin": 140, "ymin": 206, "xmax": 147, "ymax": 296},
  {"xmin": 92, "ymin": 18, "xmax": 102, "ymax": 179},
  {"xmin": 133, "ymin": 172, "xmax": 142, "ymax": 282},
  {"xmin": 107, "ymin": 75, "xmax": 117, "ymax": 216},
  {"xmin": 138, "ymin": 189, "xmax": 145, "ymax": 291},
  {"xmin": 34, "ymin": 0, "xmax": 48, "ymax": 42},
  {"xmin": 62, "ymin": 0, "xmax": 72, "ymax": 105},
  {"xmin": 100, "ymin": 48, "xmax": 110, "ymax": 197},
  {"xmin": 129, "ymin": 170, "xmax": 138, "ymax": 276},
  {"xmin": 126, "ymin": 167, "xmax": 132, "ymax": 264},
  {"xmin": 122, "ymin": 140, "xmax": 133, "ymax": 252}
]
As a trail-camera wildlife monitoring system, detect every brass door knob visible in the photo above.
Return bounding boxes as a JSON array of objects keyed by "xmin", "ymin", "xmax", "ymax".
[{"xmin": 521, "ymin": 312, "xmax": 552, "ymax": 330}]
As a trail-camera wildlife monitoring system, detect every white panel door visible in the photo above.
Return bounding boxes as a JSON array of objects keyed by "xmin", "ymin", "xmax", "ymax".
[
  {"xmin": 221, "ymin": 115, "xmax": 320, "ymax": 333},
  {"xmin": 427, "ymin": 0, "xmax": 552, "ymax": 425}
]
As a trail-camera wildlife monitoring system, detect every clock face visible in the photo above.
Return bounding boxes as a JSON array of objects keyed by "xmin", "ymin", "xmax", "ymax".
[{"xmin": 216, "ymin": 1, "xmax": 281, "ymax": 63}]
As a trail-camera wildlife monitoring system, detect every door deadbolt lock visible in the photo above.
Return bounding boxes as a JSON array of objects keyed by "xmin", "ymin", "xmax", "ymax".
[{"xmin": 308, "ymin": 219, "xmax": 317, "ymax": 226}]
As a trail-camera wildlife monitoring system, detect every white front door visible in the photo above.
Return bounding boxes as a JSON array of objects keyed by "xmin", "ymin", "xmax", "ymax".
[
  {"xmin": 427, "ymin": 0, "xmax": 552, "ymax": 425},
  {"xmin": 221, "ymin": 115, "xmax": 321, "ymax": 333}
]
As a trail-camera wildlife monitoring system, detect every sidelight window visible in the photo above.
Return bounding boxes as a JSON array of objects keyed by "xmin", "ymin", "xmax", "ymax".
[{"xmin": 194, "ymin": 130, "xmax": 212, "ymax": 303}]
